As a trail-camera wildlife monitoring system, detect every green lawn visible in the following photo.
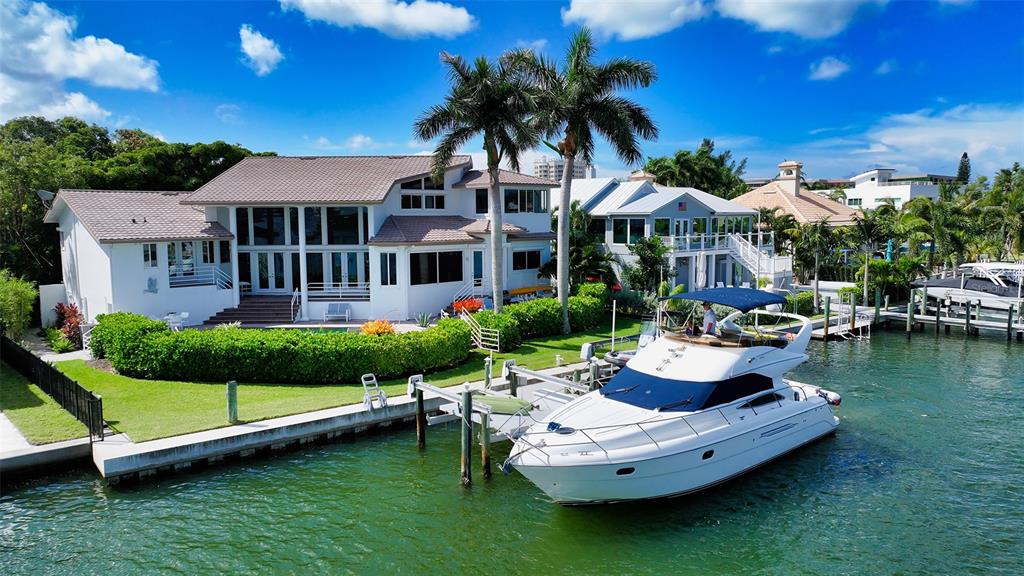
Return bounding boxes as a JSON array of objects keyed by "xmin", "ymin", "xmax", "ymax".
[
  {"xmin": 56, "ymin": 316, "xmax": 642, "ymax": 443},
  {"xmin": 1, "ymin": 362, "xmax": 88, "ymax": 445}
]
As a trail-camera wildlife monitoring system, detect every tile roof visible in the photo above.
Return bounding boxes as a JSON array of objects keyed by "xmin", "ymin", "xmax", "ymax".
[
  {"xmin": 45, "ymin": 189, "xmax": 233, "ymax": 243},
  {"xmin": 731, "ymin": 181, "xmax": 858, "ymax": 226},
  {"xmin": 368, "ymin": 216, "xmax": 527, "ymax": 245},
  {"xmin": 453, "ymin": 169, "xmax": 559, "ymax": 188},
  {"xmin": 184, "ymin": 155, "xmax": 473, "ymax": 205}
]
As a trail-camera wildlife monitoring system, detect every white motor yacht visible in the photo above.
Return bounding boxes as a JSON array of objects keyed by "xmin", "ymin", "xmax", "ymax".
[
  {"xmin": 915, "ymin": 262, "xmax": 1023, "ymax": 313},
  {"xmin": 504, "ymin": 288, "xmax": 841, "ymax": 505}
]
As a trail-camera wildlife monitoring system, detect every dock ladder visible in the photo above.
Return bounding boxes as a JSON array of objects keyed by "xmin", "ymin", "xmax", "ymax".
[{"xmin": 360, "ymin": 373, "xmax": 388, "ymax": 411}]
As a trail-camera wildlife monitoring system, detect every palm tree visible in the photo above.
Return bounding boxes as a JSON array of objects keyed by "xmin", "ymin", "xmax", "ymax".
[
  {"xmin": 511, "ymin": 27, "xmax": 658, "ymax": 333},
  {"xmin": 788, "ymin": 219, "xmax": 836, "ymax": 310},
  {"xmin": 849, "ymin": 209, "xmax": 883, "ymax": 303},
  {"xmin": 539, "ymin": 200, "xmax": 618, "ymax": 286},
  {"xmin": 414, "ymin": 52, "xmax": 539, "ymax": 312}
]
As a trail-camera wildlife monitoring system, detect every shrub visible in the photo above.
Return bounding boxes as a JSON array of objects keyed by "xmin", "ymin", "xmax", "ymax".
[
  {"xmin": 361, "ymin": 319, "xmax": 396, "ymax": 336},
  {"xmin": 568, "ymin": 295, "xmax": 603, "ymax": 331},
  {"xmin": 836, "ymin": 286, "xmax": 860, "ymax": 304},
  {"xmin": 416, "ymin": 312, "xmax": 432, "ymax": 328},
  {"xmin": 576, "ymin": 282, "xmax": 610, "ymax": 303},
  {"xmin": 44, "ymin": 327, "xmax": 76, "ymax": 353},
  {"xmin": 452, "ymin": 298, "xmax": 483, "ymax": 314},
  {"xmin": 473, "ymin": 310, "xmax": 521, "ymax": 351},
  {"xmin": 505, "ymin": 298, "xmax": 561, "ymax": 339},
  {"xmin": 784, "ymin": 291, "xmax": 816, "ymax": 316},
  {"xmin": 91, "ymin": 313, "xmax": 472, "ymax": 384},
  {"xmin": 89, "ymin": 312, "xmax": 168, "ymax": 361},
  {"xmin": 611, "ymin": 288, "xmax": 656, "ymax": 316},
  {"xmin": 0, "ymin": 270, "xmax": 37, "ymax": 340}
]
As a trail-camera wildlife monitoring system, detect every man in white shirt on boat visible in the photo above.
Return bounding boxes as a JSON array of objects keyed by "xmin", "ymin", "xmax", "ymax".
[{"xmin": 702, "ymin": 302, "xmax": 717, "ymax": 336}]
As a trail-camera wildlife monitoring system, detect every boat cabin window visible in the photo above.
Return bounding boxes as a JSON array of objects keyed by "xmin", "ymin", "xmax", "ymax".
[
  {"xmin": 740, "ymin": 393, "xmax": 785, "ymax": 410},
  {"xmin": 701, "ymin": 374, "xmax": 774, "ymax": 409}
]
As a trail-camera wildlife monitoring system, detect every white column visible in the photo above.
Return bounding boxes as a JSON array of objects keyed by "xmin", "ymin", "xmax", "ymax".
[
  {"xmin": 228, "ymin": 207, "xmax": 241, "ymax": 306},
  {"xmin": 726, "ymin": 255, "xmax": 734, "ymax": 287},
  {"xmin": 708, "ymin": 254, "xmax": 717, "ymax": 288},
  {"xmin": 297, "ymin": 206, "xmax": 309, "ymax": 320},
  {"xmin": 688, "ymin": 255, "xmax": 696, "ymax": 292}
]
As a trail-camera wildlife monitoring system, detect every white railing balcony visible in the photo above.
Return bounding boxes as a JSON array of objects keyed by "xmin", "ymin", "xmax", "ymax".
[
  {"xmin": 660, "ymin": 231, "xmax": 774, "ymax": 253},
  {"xmin": 306, "ymin": 281, "xmax": 371, "ymax": 301},
  {"xmin": 169, "ymin": 265, "xmax": 232, "ymax": 289}
]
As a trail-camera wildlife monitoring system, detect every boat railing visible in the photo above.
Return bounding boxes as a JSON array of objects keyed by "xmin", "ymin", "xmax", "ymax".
[{"xmin": 516, "ymin": 382, "xmax": 815, "ymax": 464}]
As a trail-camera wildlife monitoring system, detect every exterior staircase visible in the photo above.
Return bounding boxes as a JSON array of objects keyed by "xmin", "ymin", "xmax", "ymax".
[
  {"xmin": 727, "ymin": 234, "xmax": 793, "ymax": 288},
  {"xmin": 204, "ymin": 295, "xmax": 295, "ymax": 326}
]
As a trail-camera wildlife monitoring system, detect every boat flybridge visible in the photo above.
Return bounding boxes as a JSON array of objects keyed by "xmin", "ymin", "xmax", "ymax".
[
  {"xmin": 504, "ymin": 288, "xmax": 841, "ymax": 505},
  {"xmin": 914, "ymin": 262, "xmax": 1024, "ymax": 313}
]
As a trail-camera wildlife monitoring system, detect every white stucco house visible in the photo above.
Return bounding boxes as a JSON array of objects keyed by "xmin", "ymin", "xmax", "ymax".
[
  {"xmin": 554, "ymin": 172, "xmax": 793, "ymax": 290},
  {"xmin": 44, "ymin": 155, "xmax": 558, "ymax": 324},
  {"xmin": 843, "ymin": 168, "xmax": 956, "ymax": 209}
]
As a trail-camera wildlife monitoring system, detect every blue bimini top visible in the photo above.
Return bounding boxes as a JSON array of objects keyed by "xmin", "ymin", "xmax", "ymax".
[{"xmin": 659, "ymin": 287, "xmax": 786, "ymax": 312}]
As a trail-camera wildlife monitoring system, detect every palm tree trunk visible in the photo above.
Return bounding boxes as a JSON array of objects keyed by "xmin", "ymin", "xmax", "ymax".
[
  {"xmin": 557, "ymin": 155, "xmax": 573, "ymax": 334},
  {"xmin": 813, "ymin": 253, "xmax": 820, "ymax": 312},
  {"xmin": 488, "ymin": 164, "xmax": 504, "ymax": 313},
  {"xmin": 863, "ymin": 249, "xmax": 870, "ymax": 304}
]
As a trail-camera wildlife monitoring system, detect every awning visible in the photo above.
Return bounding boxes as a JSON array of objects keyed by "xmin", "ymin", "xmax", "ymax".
[{"xmin": 660, "ymin": 287, "xmax": 786, "ymax": 312}]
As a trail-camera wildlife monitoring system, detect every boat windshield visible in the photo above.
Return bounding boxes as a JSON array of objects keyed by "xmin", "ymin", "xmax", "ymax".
[{"xmin": 600, "ymin": 367, "xmax": 774, "ymax": 412}]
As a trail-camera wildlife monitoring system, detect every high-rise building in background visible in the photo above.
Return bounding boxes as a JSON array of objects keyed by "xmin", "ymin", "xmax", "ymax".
[{"xmin": 533, "ymin": 155, "xmax": 596, "ymax": 180}]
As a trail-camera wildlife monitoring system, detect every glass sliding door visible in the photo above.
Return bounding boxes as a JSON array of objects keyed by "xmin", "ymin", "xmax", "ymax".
[{"xmin": 253, "ymin": 251, "xmax": 288, "ymax": 293}]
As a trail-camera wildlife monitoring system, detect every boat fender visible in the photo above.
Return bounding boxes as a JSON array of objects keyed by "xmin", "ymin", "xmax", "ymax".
[{"xmin": 818, "ymin": 391, "xmax": 842, "ymax": 406}]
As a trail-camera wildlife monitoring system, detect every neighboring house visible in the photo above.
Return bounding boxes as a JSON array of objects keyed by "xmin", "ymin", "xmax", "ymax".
[
  {"xmin": 45, "ymin": 155, "xmax": 558, "ymax": 324},
  {"xmin": 555, "ymin": 173, "xmax": 793, "ymax": 290},
  {"xmin": 842, "ymin": 168, "xmax": 955, "ymax": 209},
  {"xmin": 732, "ymin": 161, "xmax": 858, "ymax": 226}
]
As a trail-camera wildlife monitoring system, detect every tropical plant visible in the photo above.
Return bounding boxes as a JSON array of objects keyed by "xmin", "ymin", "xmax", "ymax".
[
  {"xmin": 756, "ymin": 207, "xmax": 797, "ymax": 254},
  {"xmin": 0, "ymin": 269, "xmax": 37, "ymax": 340},
  {"xmin": 848, "ymin": 209, "xmax": 884, "ymax": 303},
  {"xmin": 53, "ymin": 302, "xmax": 83, "ymax": 349},
  {"xmin": 538, "ymin": 200, "xmax": 617, "ymax": 287},
  {"xmin": 623, "ymin": 236, "xmax": 672, "ymax": 293},
  {"xmin": 511, "ymin": 28, "xmax": 657, "ymax": 333},
  {"xmin": 415, "ymin": 312, "xmax": 433, "ymax": 328},
  {"xmin": 787, "ymin": 219, "xmax": 839, "ymax": 310},
  {"xmin": 452, "ymin": 298, "xmax": 484, "ymax": 314},
  {"xmin": 360, "ymin": 320, "xmax": 396, "ymax": 336},
  {"xmin": 643, "ymin": 139, "xmax": 747, "ymax": 199},
  {"xmin": 415, "ymin": 52, "xmax": 540, "ymax": 313}
]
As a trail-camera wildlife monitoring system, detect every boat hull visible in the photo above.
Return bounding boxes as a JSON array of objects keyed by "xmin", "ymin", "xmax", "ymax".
[{"xmin": 513, "ymin": 405, "xmax": 839, "ymax": 505}]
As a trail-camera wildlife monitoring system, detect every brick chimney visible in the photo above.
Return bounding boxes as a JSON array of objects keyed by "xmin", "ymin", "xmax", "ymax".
[{"xmin": 777, "ymin": 160, "xmax": 802, "ymax": 196}]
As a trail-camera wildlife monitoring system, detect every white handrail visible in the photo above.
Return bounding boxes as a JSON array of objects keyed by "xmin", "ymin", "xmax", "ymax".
[
  {"xmin": 169, "ymin": 265, "xmax": 233, "ymax": 289},
  {"xmin": 459, "ymin": 310, "xmax": 500, "ymax": 352},
  {"xmin": 306, "ymin": 281, "xmax": 371, "ymax": 301}
]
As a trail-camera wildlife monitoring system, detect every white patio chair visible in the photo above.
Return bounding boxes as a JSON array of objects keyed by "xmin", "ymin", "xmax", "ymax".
[
  {"xmin": 741, "ymin": 282, "xmax": 751, "ymax": 288},
  {"xmin": 360, "ymin": 374, "xmax": 388, "ymax": 411},
  {"xmin": 324, "ymin": 302, "xmax": 351, "ymax": 322},
  {"xmin": 716, "ymin": 282, "xmax": 725, "ymax": 288}
]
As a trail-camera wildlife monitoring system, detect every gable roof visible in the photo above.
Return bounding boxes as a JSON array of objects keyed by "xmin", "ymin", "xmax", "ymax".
[
  {"xmin": 550, "ymin": 177, "xmax": 618, "ymax": 211},
  {"xmin": 184, "ymin": 155, "xmax": 473, "ymax": 205},
  {"xmin": 615, "ymin": 185, "xmax": 756, "ymax": 216},
  {"xmin": 452, "ymin": 169, "xmax": 559, "ymax": 188},
  {"xmin": 44, "ymin": 189, "xmax": 233, "ymax": 243},
  {"xmin": 731, "ymin": 181, "xmax": 857, "ymax": 225},
  {"xmin": 368, "ymin": 216, "xmax": 527, "ymax": 245}
]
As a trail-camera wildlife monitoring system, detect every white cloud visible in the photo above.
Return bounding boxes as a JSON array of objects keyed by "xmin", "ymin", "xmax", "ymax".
[
  {"xmin": 767, "ymin": 45, "xmax": 783, "ymax": 54},
  {"xmin": 239, "ymin": 24, "xmax": 283, "ymax": 76},
  {"xmin": 743, "ymin": 103, "xmax": 1024, "ymax": 178},
  {"xmin": 515, "ymin": 38, "xmax": 548, "ymax": 51},
  {"xmin": 281, "ymin": 0, "xmax": 475, "ymax": 39},
  {"xmin": 345, "ymin": 134, "xmax": 377, "ymax": 150},
  {"xmin": 715, "ymin": 0, "xmax": 886, "ymax": 39},
  {"xmin": 561, "ymin": 0, "xmax": 708, "ymax": 41},
  {"xmin": 215, "ymin": 104, "xmax": 242, "ymax": 124},
  {"xmin": 0, "ymin": 0, "xmax": 159, "ymax": 122},
  {"xmin": 808, "ymin": 56, "xmax": 850, "ymax": 80},
  {"xmin": 875, "ymin": 59, "xmax": 897, "ymax": 75}
]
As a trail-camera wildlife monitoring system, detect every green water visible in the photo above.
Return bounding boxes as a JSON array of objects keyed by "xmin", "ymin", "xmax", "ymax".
[{"xmin": 2, "ymin": 331, "xmax": 1022, "ymax": 575}]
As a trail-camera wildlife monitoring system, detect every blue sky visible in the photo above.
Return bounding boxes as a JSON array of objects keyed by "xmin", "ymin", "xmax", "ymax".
[{"xmin": 2, "ymin": 0, "xmax": 1022, "ymax": 179}]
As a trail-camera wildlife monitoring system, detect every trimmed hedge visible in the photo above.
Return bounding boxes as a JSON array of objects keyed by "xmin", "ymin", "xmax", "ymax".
[
  {"xmin": 785, "ymin": 291, "xmax": 816, "ymax": 316},
  {"xmin": 92, "ymin": 313, "xmax": 472, "ymax": 384},
  {"xmin": 505, "ymin": 298, "xmax": 561, "ymax": 339},
  {"xmin": 576, "ymin": 282, "xmax": 610, "ymax": 303}
]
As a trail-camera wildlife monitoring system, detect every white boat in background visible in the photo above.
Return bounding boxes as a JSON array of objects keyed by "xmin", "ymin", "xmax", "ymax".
[
  {"xmin": 504, "ymin": 288, "xmax": 841, "ymax": 505},
  {"xmin": 915, "ymin": 262, "xmax": 1024, "ymax": 313}
]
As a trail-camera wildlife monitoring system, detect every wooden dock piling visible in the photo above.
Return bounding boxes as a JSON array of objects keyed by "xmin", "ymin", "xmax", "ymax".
[
  {"xmin": 1008, "ymin": 305, "xmax": 1016, "ymax": 342},
  {"xmin": 480, "ymin": 413, "xmax": 491, "ymax": 480},
  {"xmin": 415, "ymin": 389, "xmax": 426, "ymax": 449},
  {"xmin": 460, "ymin": 389, "xmax": 472, "ymax": 487},
  {"xmin": 965, "ymin": 300, "xmax": 972, "ymax": 334},
  {"xmin": 226, "ymin": 380, "xmax": 238, "ymax": 424},
  {"xmin": 874, "ymin": 287, "xmax": 881, "ymax": 323},
  {"xmin": 906, "ymin": 299, "xmax": 914, "ymax": 340},
  {"xmin": 823, "ymin": 296, "xmax": 831, "ymax": 340},
  {"xmin": 849, "ymin": 293, "xmax": 856, "ymax": 331}
]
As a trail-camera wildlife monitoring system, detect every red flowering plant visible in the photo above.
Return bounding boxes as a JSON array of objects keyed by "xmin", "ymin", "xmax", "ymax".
[
  {"xmin": 452, "ymin": 298, "xmax": 484, "ymax": 314},
  {"xmin": 54, "ymin": 302, "xmax": 83, "ymax": 349}
]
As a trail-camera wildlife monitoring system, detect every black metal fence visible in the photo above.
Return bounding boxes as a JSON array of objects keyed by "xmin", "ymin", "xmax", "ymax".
[{"xmin": 1, "ymin": 335, "xmax": 105, "ymax": 441}]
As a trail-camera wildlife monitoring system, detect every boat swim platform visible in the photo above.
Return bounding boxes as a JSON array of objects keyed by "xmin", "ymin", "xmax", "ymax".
[{"xmin": 91, "ymin": 361, "xmax": 601, "ymax": 484}]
